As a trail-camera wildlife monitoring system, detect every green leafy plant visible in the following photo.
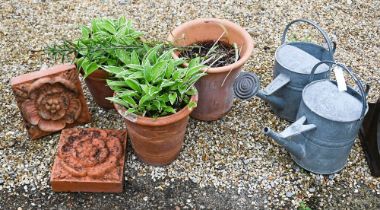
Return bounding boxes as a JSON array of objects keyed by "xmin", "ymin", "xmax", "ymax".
[
  {"xmin": 105, "ymin": 44, "xmax": 206, "ymax": 118},
  {"xmin": 298, "ymin": 201, "xmax": 312, "ymax": 210},
  {"xmin": 48, "ymin": 17, "xmax": 147, "ymax": 77}
]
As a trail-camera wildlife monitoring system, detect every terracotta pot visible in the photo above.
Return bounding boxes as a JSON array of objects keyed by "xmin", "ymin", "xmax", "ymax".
[
  {"xmin": 83, "ymin": 69, "xmax": 114, "ymax": 109},
  {"xmin": 114, "ymin": 95, "xmax": 198, "ymax": 166},
  {"xmin": 168, "ymin": 18, "xmax": 254, "ymax": 121}
]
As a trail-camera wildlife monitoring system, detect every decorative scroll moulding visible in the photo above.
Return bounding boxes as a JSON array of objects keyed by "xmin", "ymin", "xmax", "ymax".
[
  {"xmin": 50, "ymin": 128, "xmax": 127, "ymax": 193},
  {"xmin": 10, "ymin": 64, "xmax": 91, "ymax": 139}
]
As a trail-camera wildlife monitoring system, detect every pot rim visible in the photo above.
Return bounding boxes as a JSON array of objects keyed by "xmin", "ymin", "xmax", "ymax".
[
  {"xmin": 168, "ymin": 18, "xmax": 254, "ymax": 74},
  {"xmin": 114, "ymin": 94, "xmax": 198, "ymax": 126}
]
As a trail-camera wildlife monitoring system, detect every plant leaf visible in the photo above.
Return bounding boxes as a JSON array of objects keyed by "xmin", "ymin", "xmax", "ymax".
[
  {"xmin": 188, "ymin": 57, "xmax": 201, "ymax": 68},
  {"xmin": 81, "ymin": 26, "xmax": 91, "ymax": 39},
  {"xmin": 116, "ymin": 49, "xmax": 130, "ymax": 64},
  {"xmin": 188, "ymin": 101, "xmax": 197, "ymax": 109},
  {"xmin": 164, "ymin": 106, "xmax": 176, "ymax": 114},
  {"xmin": 131, "ymin": 50, "xmax": 140, "ymax": 65},
  {"xmin": 102, "ymin": 66, "xmax": 124, "ymax": 74},
  {"xmin": 107, "ymin": 96, "xmax": 134, "ymax": 108},
  {"xmin": 91, "ymin": 19, "xmax": 100, "ymax": 33},
  {"xmin": 83, "ymin": 62, "xmax": 99, "ymax": 78},
  {"xmin": 139, "ymin": 95, "xmax": 151, "ymax": 105},
  {"xmin": 160, "ymin": 80, "xmax": 176, "ymax": 88},
  {"xmin": 120, "ymin": 94, "xmax": 137, "ymax": 106},
  {"xmin": 125, "ymin": 78, "xmax": 142, "ymax": 92},
  {"xmin": 102, "ymin": 20, "xmax": 116, "ymax": 34},
  {"xmin": 151, "ymin": 60, "xmax": 167, "ymax": 82},
  {"xmin": 165, "ymin": 60, "xmax": 174, "ymax": 79},
  {"xmin": 169, "ymin": 92, "xmax": 177, "ymax": 105}
]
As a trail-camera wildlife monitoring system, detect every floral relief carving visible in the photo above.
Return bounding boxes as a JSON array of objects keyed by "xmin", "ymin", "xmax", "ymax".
[
  {"xmin": 11, "ymin": 65, "xmax": 91, "ymax": 139},
  {"xmin": 22, "ymin": 77, "xmax": 82, "ymax": 132},
  {"xmin": 55, "ymin": 128, "xmax": 126, "ymax": 180}
]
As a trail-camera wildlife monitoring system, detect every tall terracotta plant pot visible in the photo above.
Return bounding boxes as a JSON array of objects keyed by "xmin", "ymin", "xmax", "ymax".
[
  {"xmin": 114, "ymin": 95, "xmax": 198, "ymax": 166},
  {"xmin": 83, "ymin": 69, "xmax": 114, "ymax": 109},
  {"xmin": 168, "ymin": 18, "xmax": 254, "ymax": 121}
]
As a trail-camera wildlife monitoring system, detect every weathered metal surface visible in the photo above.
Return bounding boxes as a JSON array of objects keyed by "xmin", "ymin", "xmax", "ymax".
[
  {"xmin": 234, "ymin": 19, "xmax": 335, "ymax": 122},
  {"xmin": 264, "ymin": 61, "xmax": 368, "ymax": 174}
]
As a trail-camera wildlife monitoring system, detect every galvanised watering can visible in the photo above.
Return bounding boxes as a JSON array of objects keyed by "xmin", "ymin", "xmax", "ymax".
[
  {"xmin": 234, "ymin": 19, "xmax": 336, "ymax": 121},
  {"xmin": 264, "ymin": 61, "xmax": 368, "ymax": 174}
]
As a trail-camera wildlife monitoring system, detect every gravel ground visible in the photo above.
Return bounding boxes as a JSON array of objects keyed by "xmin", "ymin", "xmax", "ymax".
[{"xmin": 1, "ymin": 0, "xmax": 380, "ymax": 209}]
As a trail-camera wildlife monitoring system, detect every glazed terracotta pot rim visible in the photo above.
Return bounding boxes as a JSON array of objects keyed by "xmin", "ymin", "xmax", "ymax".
[
  {"xmin": 114, "ymin": 94, "xmax": 198, "ymax": 126},
  {"xmin": 168, "ymin": 18, "xmax": 254, "ymax": 74}
]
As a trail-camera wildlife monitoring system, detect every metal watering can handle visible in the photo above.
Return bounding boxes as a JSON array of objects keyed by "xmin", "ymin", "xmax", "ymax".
[
  {"xmin": 281, "ymin": 19, "xmax": 336, "ymax": 54},
  {"xmin": 309, "ymin": 61, "xmax": 367, "ymax": 119}
]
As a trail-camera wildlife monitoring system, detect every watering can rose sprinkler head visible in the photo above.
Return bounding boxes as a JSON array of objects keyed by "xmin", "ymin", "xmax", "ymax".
[
  {"xmin": 233, "ymin": 71, "xmax": 260, "ymax": 100},
  {"xmin": 233, "ymin": 72, "xmax": 286, "ymax": 109}
]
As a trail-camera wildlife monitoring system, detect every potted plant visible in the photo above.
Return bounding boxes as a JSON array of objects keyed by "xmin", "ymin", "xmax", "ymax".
[
  {"xmin": 105, "ymin": 45, "xmax": 205, "ymax": 165},
  {"xmin": 48, "ymin": 17, "xmax": 146, "ymax": 109},
  {"xmin": 168, "ymin": 18, "xmax": 254, "ymax": 121}
]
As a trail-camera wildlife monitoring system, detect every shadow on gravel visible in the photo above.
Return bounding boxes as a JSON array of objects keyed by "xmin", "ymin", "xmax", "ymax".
[
  {"xmin": 0, "ymin": 177, "xmax": 264, "ymax": 209},
  {"xmin": 1, "ymin": 175, "xmax": 380, "ymax": 209}
]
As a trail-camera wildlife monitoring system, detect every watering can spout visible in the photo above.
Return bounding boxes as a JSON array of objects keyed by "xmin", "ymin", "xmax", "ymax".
[
  {"xmin": 256, "ymin": 90, "xmax": 286, "ymax": 109},
  {"xmin": 256, "ymin": 73, "xmax": 290, "ymax": 109},
  {"xmin": 263, "ymin": 116, "xmax": 316, "ymax": 159}
]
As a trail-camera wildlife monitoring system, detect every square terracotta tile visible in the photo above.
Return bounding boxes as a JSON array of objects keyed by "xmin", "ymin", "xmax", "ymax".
[
  {"xmin": 50, "ymin": 128, "xmax": 127, "ymax": 193},
  {"xmin": 10, "ymin": 64, "xmax": 91, "ymax": 139}
]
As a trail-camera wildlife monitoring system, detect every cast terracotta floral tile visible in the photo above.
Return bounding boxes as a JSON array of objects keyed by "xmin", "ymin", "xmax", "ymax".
[
  {"xmin": 10, "ymin": 64, "xmax": 91, "ymax": 139},
  {"xmin": 50, "ymin": 128, "xmax": 127, "ymax": 193}
]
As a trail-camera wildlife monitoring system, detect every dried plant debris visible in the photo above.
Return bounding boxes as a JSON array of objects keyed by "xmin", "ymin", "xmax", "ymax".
[{"xmin": 181, "ymin": 41, "xmax": 240, "ymax": 68}]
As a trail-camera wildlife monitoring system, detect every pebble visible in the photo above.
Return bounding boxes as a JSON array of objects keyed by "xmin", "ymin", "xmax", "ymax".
[{"xmin": 286, "ymin": 192, "xmax": 293, "ymax": 197}]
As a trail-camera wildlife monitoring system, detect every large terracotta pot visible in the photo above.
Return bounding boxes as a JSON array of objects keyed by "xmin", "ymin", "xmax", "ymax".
[
  {"xmin": 168, "ymin": 18, "xmax": 253, "ymax": 121},
  {"xmin": 114, "ymin": 95, "xmax": 198, "ymax": 166},
  {"xmin": 83, "ymin": 69, "xmax": 114, "ymax": 109},
  {"xmin": 168, "ymin": 18, "xmax": 254, "ymax": 121}
]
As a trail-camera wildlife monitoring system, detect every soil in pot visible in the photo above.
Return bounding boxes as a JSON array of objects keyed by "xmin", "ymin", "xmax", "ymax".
[{"xmin": 180, "ymin": 41, "xmax": 240, "ymax": 67}]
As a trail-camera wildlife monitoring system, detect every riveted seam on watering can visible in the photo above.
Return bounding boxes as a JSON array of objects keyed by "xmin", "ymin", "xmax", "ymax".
[
  {"xmin": 298, "ymin": 102, "xmax": 363, "ymax": 141},
  {"xmin": 281, "ymin": 84, "xmax": 307, "ymax": 91},
  {"xmin": 300, "ymin": 133, "xmax": 358, "ymax": 148}
]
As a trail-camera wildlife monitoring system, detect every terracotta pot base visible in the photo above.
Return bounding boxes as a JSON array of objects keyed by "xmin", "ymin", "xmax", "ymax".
[
  {"xmin": 190, "ymin": 99, "xmax": 234, "ymax": 121},
  {"xmin": 50, "ymin": 128, "xmax": 127, "ymax": 193},
  {"xmin": 134, "ymin": 150, "xmax": 181, "ymax": 166},
  {"xmin": 115, "ymin": 95, "xmax": 197, "ymax": 166}
]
